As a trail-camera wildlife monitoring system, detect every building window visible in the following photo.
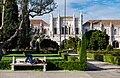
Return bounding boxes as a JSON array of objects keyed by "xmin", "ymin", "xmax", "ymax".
[
  {"xmin": 104, "ymin": 29, "xmax": 106, "ymax": 33},
  {"xmin": 62, "ymin": 27, "xmax": 64, "ymax": 34},
  {"xmin": 76, "ymin": 28, "xmax": 79, "ymax": 34},
  {"xmin": 85, "ymin": 29, "xmax": 88, "ymax": 32},
  {"xmin": 69, "ymin": 27, "xmax": 71, "ymax": 34},
  {"xmin": 54, "ymin": 28, "xmax": 57, "ymax": 34},
  {"xmin": 114, "ymin": 29, "xmax": 116, "ymax": 35},
  {"xmin": 65, "ymin": 26, "xmax": 68, "ymax": 34},
  {"xmin": 43, "ymin": 29, "xmax": 47, "ymax": 34}
]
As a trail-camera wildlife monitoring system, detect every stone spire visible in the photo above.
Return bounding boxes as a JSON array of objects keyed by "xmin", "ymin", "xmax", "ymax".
[
  {"xmin": 57, "ymin": 12, "xmax": 60, "ymax": 34},
  {"xmin": 50, "ymin": 13, "xmax": 53, "ymax": 36},
  {"xmin": 73, "ymin": 13, "xmax": 75, "ymax": 36},
  {"xmin": 80, "ymin": 11, "xmax": 83, "ymax": 36}
]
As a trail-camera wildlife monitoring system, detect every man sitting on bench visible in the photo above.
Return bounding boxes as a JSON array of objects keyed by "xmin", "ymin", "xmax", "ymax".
[{"xmin": 24, "ymin": 52, "xmax": 33, "ymax": 64}]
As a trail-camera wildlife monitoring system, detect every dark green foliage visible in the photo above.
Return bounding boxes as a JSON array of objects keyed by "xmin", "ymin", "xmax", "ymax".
[
  {"xmin": 0, "ymin": 61, "xmax": 11, "ymax": 70},
  {"xmin": 79, "ymin": 34, "xmax": 87, "ymax": 71},
  {"xmin": 17, "ymin": 0, "xmax": 31, "ymax": 49},
  {"xmin": 106, "ymin": 45, "xmax": 113, "ymax": 51},
  {"xmin": 2, "ymin": 0, "xmax": 18, "ymax": 49},
  {"xmin": 47, "ymin": 61, "xmax": 81, "ymax": 70},
  {"xmin": 64, "ymin": 36, "xmax": 81, "ymax": 53},
  {"xmin": 67, "ymin": 56, "xmax": 78, "ymax": 61},
  {"xmin": 40, "ymin": 39, "xmax": 59, "ymax": 51},
  {"xmin": 85, "ymin": 30, "xmax": 109, "ymax": 50}
]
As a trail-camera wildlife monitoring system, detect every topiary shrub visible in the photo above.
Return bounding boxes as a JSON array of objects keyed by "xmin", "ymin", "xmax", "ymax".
[{"xmin": 79, "ymin": 34, "xmax": 87, "ymax": 71}]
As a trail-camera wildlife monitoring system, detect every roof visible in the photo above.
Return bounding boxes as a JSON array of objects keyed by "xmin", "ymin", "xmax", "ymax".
[
  {"xmin": 30, "ymin": 19, "xmax": 49, "ymax": 26},
  {"xmin": 84, "ymin": 20, "xmax": 120, "ymax": 26},
  {"xmin": 60, "ymin": 16, "xmax": 73, "ymax": 18}
]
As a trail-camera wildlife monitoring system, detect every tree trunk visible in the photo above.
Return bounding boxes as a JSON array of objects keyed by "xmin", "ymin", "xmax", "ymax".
[{"xmin": 0, "ymin": 0, "xmax": 6, "ymax": 29}]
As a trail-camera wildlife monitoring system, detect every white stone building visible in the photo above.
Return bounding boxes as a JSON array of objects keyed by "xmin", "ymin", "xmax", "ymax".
[
  {"xmin": 30, "ymin": 19, "xmax": 50, "ymax": 38},
  {"xmin": 83, "ymin": 20, "xmax": 120, "ymax": 48},
  {"xmin": 30, "ymin": 12, "xmax": 120, "ymax": 48},
  {"xmin": 49, "ymin": 12, "xmax": 83, "ymax": 45}
]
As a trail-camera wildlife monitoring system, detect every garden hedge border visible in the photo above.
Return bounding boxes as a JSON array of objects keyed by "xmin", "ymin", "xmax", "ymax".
[
  {"xmin": 0, "ymin": 61, "xmax": 82, "ymax": 70},
  {"xmin": 87, "ymin": 53, "xmax": 120, "ymax": 65}
]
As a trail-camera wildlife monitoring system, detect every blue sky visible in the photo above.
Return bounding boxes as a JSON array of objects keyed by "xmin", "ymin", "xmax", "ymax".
[{"xmin": 32, "ymin": 0, "xmax": 120, "ymax": 23}]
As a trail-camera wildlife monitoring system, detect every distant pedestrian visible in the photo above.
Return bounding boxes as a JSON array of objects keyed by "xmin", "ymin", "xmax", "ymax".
[{"xmin": 23, "ymin": 52, "xmax": 33, "ymax": 64}]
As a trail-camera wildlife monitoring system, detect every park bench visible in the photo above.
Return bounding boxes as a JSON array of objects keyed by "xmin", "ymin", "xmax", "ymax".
[{"xmin": 10, "ymin": 56, "xmax": 47, "ymax": 71}]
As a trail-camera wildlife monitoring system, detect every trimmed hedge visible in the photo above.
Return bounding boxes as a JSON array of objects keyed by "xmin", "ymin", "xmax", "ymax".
[
  {"xmin": 0, "ymin": 61, "xmax": 11, "ymax": 70},
  {"xmin": 47, "ymin": 61, "xmax": 81, "ymax": 70},
  {"xmin": 87, "ymin": 53, "xmax": 120, "ymax": 65},
  {"xmin": 0, "ymin": 61, "xmax": 82, "ymax": 71}
]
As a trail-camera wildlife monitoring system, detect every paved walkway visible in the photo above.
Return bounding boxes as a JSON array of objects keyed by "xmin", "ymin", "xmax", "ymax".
[
  {"xmin": 87, "ymin": 58, "xmax": 120, "ymax": 78},
  {"xmin": 0, "ymin": 58, "xmax": 120, "ymax": 78}
]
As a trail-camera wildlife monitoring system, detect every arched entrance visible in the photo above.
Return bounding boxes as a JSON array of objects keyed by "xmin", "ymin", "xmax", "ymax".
[{"xmin": 112, "ymin": 40, "xmax": 119, "ymax": 48}]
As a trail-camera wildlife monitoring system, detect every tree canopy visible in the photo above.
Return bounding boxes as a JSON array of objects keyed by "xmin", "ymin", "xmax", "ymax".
[{"xmin": 85, "ymin": 30, "xmax": 109, "ymax": 50}]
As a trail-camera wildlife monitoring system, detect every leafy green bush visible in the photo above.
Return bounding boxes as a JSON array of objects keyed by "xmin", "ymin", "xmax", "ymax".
[
  {"xmin": 0, "ymin": 61, "xmax": 11, "ymax": 70},
  {"xmin": 67, "ymin": 56, "xmax": 77, "ymax": 61},
  {"xmin": 106, "ymin": 45, "xmax": 113, "ymax": 51},
  {"xmin": 94, "ymin": 54, "xmax": 103, "ymax": 61},
  {"xmin": 104, "ymin": 54, "xmax": 120, "ymax": 65},
  {"xmin": 87, "ymin": 53, "xmax": 94, "ymax": 59}
]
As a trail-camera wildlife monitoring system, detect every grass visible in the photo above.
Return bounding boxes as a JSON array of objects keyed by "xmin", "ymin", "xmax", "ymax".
[
  {"xmin": 2, "ymin": 53, "xmax": 64, "ymax": 61},
  {"xmin": 4, "ymin": 54, "xmax": 59, "ymax": 57}
]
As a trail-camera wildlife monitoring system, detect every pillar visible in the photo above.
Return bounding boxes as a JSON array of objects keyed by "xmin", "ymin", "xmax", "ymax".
[
  {"xmin": 50, "ymin": 13, "xmax": 53, "ymax": 36},
  {"xmin": 57, "ymin": 12, "xmax": 60, "ymax": 34},
  {"xmin": 73, "ymin": 13, "xmax": 75, "ymax": 37},
  {"xmin": 109, "ymin": 22, "xmax": 113, "ymax": 45},
  {"xmin": 100, "ymin": 22, "xmax": 103, "ymax": 31},
  {"xmin": 90, "ymin": 22, "xmax": 93, "ymax": 30},
  {"xmin": 79, "ymin": 11, "xmax": 83, "ymax": 37},
  {"xmin": 119, "ymin": 42, "xmax": 120, "ymax": 48}
]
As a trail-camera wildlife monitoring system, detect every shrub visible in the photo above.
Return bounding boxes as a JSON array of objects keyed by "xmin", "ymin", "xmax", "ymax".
[
  {"xmin": 67, "ymin": 56, "xmax": 77, "ymax": 61},
  {"xmin": 47, "ymin": 61, "xmax": 81, "ymax": 70},
  {"xmin": 79, "ymin": 34, "xmax": 87, "ymax": 71},
  {"xmin": 87, "ymin": 53, "xmax": 120, "ymax": 65},
  {"xmin": 106, "ymin": 45, "xmax": 113, "ymax": 51}
]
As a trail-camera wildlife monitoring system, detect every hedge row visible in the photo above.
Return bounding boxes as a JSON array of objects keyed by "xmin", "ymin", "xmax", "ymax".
[
  {"xmin": 47, "ymin": 61, "xmax": 82, "ymax": 70},
  {"xmin": 0, "ymin": 61, "xmax": 11, "ymax": 70},
  {"xmin": 87, "ymin": 53, "xmax": 120, "ymax": 65},
  {"xmin": 87, "ymin": 50, "xmax": 120, "ymax": 55},
  {"xmin": 0, "ymin": 61, "xmax": 83, "ymax": 71}
]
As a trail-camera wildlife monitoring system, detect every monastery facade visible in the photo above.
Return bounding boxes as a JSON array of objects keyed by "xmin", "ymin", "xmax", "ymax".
[{"xmin": 31, "ymin": 12, "xmax": 120, "ymax": 48}]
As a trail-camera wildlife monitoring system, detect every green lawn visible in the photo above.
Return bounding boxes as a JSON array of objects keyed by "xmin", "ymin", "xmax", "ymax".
[
  {"xmin": 2, "ymin": 53, "xmax": 64, "ymax": 61},
  {"xmin": 4, "ymin": 54, "xmax": 59, "ymax": 57}
]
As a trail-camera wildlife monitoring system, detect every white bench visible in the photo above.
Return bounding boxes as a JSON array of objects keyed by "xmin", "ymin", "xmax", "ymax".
[{"xmin": 11, "ymin": 56, "xmax": 47, "ymax": 71}]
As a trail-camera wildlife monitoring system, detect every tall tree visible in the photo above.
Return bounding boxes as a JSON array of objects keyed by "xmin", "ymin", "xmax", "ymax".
[
  {"xmin": 2, "ymin": 0, "xmax": 18, "ymax": 50},
  {"xmin": 79, "ymin": 34, "xmax": 87, "ymax": 71},
  {"xmin": 0, "ymin": 0, "xmax": 57, "ymax": 59},
  {"xmin": 17, "ymin": 0, "xmax": 31, "ymax": 49},
  {"xmin": 89, "ymin": 30, "xmax": 109, "ymax": 50}
]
